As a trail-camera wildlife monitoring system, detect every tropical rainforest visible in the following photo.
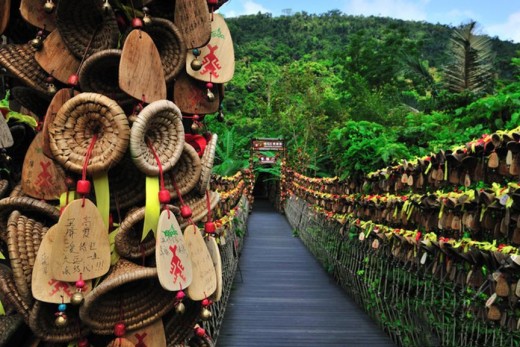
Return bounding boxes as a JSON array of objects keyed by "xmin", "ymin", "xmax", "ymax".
[{"xmin": 209, "ymin": 10, "xmax": 520, "ymax": 179}]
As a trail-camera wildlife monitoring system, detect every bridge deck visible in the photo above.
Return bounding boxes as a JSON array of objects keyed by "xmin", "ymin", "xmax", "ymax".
[{"xmin": 218, "ymin": 199, "xmax": 395, "ymax": 347}]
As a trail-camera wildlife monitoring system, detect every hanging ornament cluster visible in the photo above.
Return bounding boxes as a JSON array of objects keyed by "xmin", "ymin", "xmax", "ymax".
[{"xmin": 0, "ymin": 0, "xmax": 234, "ymax": 345}]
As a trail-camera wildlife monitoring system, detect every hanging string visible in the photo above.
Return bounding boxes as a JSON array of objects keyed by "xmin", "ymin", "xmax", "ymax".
[
  {"xmin": 171, "ymin": 174, "xmax": 196, "ymax": 230},
  {"xmin": 80, "ymin": 134, "xmax": 98, "ymax": 207},
  {"xmin": 146, "ymin": 138, "xmax": 170, "ymax": 217},
  {"xmin": 205, "ymin": 190, "xmax": 212, "ymax": 224}
]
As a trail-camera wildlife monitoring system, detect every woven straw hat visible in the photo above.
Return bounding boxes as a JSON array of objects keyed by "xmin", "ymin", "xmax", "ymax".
[
  {"xmin": 130, "ymin": 100, "xmax": 185, "ymax": 176},
  {"xmin": 165, "ymin": 144, "xmax": 202, "ymax": 199},
  {"xmin": 11, "ymin": 86, "xmax": 52, "ymax": 118},
  {"xmin": 137, "ymin": 18, "xmax": 186, "ymax": 83},
  {"xmin": 176, "ymin": 190, "xmax": 219, "ymax": 228},
  {"xmin": 0, "ymin": 44, "xmax": 52, "ymax": 94},
  {"xmin": 79, "ymin": 259, "xmax": 176, "ymax": 334},
  {"xmin": 196, "ymin": 133, "xmax": 218, "ymax": 195},
  {"xmin": 163, "ymin": 300, "xmax": 201, "ymax": 346},
  {"xmin": 56, "ymin": 0, "xmax": 119, "ymax": 59},
  {"xmin": 0, "ymin": 179, "xmax": 9, "ymax": 198},
  {"xmin": 49, "ymin": 92, "xmax": 130, "ymax": 175},
  {"xmin": 0, "ymin": 264, "xmax": 31, "ymax": 322},
  {"xmin": 29, "ymin": 300, "xmax": 89, "ymax": 343},
  {"xmin": 78, "ymin": 49, "xmax": 135, "ymax": 108},
  {"xmin": 107, "ymin": 153, "xmax": 146, "ymax": 213},
  {"xmin": 6, "ymin": 209, "xmax": 55, "ymax": 306},
  {"xmin": 115, "ymin": 204, "xmax": 180, "ymax": 258}
]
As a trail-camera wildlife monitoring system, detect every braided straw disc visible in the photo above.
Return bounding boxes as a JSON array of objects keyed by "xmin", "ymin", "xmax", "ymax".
[
  {"xmin": 0, "ymin": 44, "xmax": 52, "ymax": 94},
  {"xmin": 137, "ymin": 18, "xmax": 186, "ymax": 83},
  {"xmin": 78, "ymin": 49, "xmax": 134, "ymax": 108},
  {"xmin": 130, "ymin": 100, "xmax": 185, "ymax": 176},
  {"xmin": 49, "ymin": 93, "xmax": 130, "ymax": 175},
  {"xmin": 165, "ymin": 143, "xmax": 202, "ymax": 199},
  {"xmin": 196, "ymin": 133, "xmax": 218, "ymax": 194},
  {"xmin": 56, "ymin": 0, "xmax": 119, "ymax": 59},
  {"xmin": 79, "ymin": 259, "xmax": 176, "ymax": 335}
]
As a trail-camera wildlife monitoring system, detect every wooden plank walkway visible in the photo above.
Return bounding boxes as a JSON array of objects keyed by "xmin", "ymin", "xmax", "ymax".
[{"xmin": 217, "ymin": 199, "xmax": 395, "ymax": 347}]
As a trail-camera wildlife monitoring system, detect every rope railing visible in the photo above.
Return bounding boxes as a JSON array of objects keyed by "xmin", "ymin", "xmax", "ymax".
[{"xmin": 282, "ymin": 127, "xmax": 520, "ymax": 346}]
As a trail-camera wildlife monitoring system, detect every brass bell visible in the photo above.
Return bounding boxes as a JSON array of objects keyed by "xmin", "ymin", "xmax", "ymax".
[
  {"xmin": 43, "ymin": 0, "xmax": 56, "ymax": 13},
  {"xmin": 175, "ymin": 302, "xmax": 186, "ymax": 315},
  {"xmin": 47, "ymin": 83, "xmax": 57, "ymax": 94},
  {"xmin": 206, "ymin": 89, "xmax": 215, "ymax": 102},
  {"xmin": 55, "ymin": 314, "xmax": 68, "ymax": 327},
  {"xmin": 191, "ymin": 122, "xmax": 200, "ymax": 132},
  {"xmin": 191, "ymin": 58, "xmax": 202, "ymax": 71},
  {"xmin": 31, "ymin": 37, "xmax": 43, "ymax": 50},
  {"xmin": 70, "ymin": 292, "xmax": 84, "ymax": 305},
  {"xmin": 102, "ymin": 0, "xmax": 112, "ymax": 13},
  {"xmin": 200, "ymin": 307, "xmax": 212, "ymax": 320}
]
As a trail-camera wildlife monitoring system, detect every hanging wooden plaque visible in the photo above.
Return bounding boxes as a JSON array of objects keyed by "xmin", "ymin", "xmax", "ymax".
[
  {"xmin": 205, "ymin": 236, "xmax": 222, "ymax": 301},
  {"xmin": 174, "ymin": 0, "xmax": 211, "ymax": 49},
  {"xmin": 32, "ymin": 225, "xmax": 92, "ymax": 303},
  {"xmin": 124, "ymin": 320, "xmax": 167, "ymax": 347},
  {"xmin": 35, "ymin": 30, "xmax": 80, "ymax": 84},
  {"xmin": 0, "ymin": 0, "xmax": 10, "ymax": 35},
  {"xmin": 42, "ymin": 88, "xmax": 79, "ymax": 158},
  {"xmin": 20, "ymin": 0, "xmax": 57, "ymax": 31},
  {"xmin": 119, "ymin": 30, "xmax": 166, "ymax": 102},
  {"xmin": 0, "ymin": 112, "xmax": 13, "ymax": 148},
  {"xmin": 21, "ymin": 132, "xmax": 68, "ymax": 200},
  {"xmin": 50, "ymin": 199, "xmax": 111, "ymax": 281},
  {"xmin": 184, "ymin": 224, "xmax": 216, "ymax": 301},
  {"xmin": 156, "ymin": 210, "xmax": 192, "ymax": 291},
  {"xmin": 173, "ymin": 70, "xmax": 219, "ymax": 114},
  {"xmin": 186, "ymin": 14, "xmax": 235, "ymax": 83}
]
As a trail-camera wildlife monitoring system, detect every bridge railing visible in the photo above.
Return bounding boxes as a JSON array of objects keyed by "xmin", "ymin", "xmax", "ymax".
[{"xmin": 282, "ymin": 130, "xmax": 520, "ymax": 346}]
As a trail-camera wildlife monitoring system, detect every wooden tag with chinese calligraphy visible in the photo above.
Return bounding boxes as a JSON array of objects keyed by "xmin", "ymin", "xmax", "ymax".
[
  {"xmin": 124, "ymin": 320, "xmax": 167, "ymax": 347},
  {"xmin": 35, "ymin": 30, "xmax": 80, "ymax": 84},
  {"xmin": 0, "ymin": 0, "xmax": 9, "ymax": 35},
  {"xmin": 184, "ymin": 225, "xmax": 216, "ymax": 301},
  {"xmin": 42, "ymin": 88, "xmax": 79, "ymax": 158},
  {"xmin": 20, "ymin": 0, "xmax": 57, "ymax": 31},
  {"xmin": 205, "ymin": 236, "xmax": 222, "ymax": 302},
  {"xmin": 50, "ymin": 199, "xmax": 110, "ymax": 281},
  {"xmin": 119, "ymin": 30, "xmax": 166, "ymax": 103},
  {"xmin": 174, "ymin": 0, "xmax": 211, "ymax": 49},
  {"xmin": 21, "ymin": 132, "xmax": 67, "ymax": 200},
  {"xmin": 186, "ymin": 14, "xmax": 235, "ymax": 83},
  {"xmin": 32, "ymin": 225, "xmax": 92, "ymax": 303},
  {"xmin": 156, "ymin": 210, "xmax": 192, "ymax": 291},
  {"xmin": 173, "ymin": 70, "xmax": 219, "ymax": 114}
]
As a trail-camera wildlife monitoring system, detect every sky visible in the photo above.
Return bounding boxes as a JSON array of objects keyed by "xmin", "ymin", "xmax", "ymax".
[{"xmin": 218, "ymin": 0, "xmax": 520, "ymax": 43}]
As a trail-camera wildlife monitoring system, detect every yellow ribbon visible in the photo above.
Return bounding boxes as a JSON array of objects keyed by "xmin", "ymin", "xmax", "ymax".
[
  {"xmin": 142, "ymin": 176, "xmax": 160, "ymax": 241},
  {"xmin": 0, "ymin": 300, "xmax": 4, "ymax": 315},
  {"xmin": 93, "ymin": 173, "xmax": 110, "ymax": 230}
]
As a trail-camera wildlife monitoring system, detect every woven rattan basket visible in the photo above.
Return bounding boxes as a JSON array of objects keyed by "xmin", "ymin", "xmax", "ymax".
[
  {"xmin": 0, "ymin": 264, "xmax": 31, "ymax": 322},
  {"xmin": 56, "ymin": 0, "xmax": 119, "ymax": 59},
  {"xmin": 196, "ymin": 134, "xmax": 218, "ymax": 195},
  {"xmin": 163, "ymin": 299, "xmax": 201, "ymax": 346},
  {"xmin": 130, "ymin": 100, "xmax": 185, "ymax": 176},
  {"xmin": 79, "ymin": 259, "xmax": 176, "ymax": 334},
  {"xmin": 107, "ymin": 153, "xmax": 146, "ymax": 213},
  {"xmin": 165, "ymin": 144, "xmax": 202, "ymax": 199},
  {"xmin": 49, "ymin": 92, "xmax": 130, "ymax": 175},
  {"xmin": 11, "ymin": 86, "xmax": 52, "ymax": 118},
  {"xmin": 0, "ymin": 44, "xmax": 52, "ymax": 94}
]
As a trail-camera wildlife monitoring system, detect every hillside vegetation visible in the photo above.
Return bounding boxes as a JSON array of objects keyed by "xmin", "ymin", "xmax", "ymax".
[{"xmin": 209, "ymin": 11, "xmax": 520, "ymax": 178}]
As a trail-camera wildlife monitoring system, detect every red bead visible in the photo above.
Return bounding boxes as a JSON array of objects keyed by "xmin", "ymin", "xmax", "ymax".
[
  {"xmin": 78, "ymin": 338, "xmax": 89, "ymax": 347},
  {"xmin": 46, "ymin": 76, "xmax": 55, "ymax": 83},
  {"xmin": 131, "ymin": 17, "xmax": 143, "ymax": 28},
  {"xmin": 67, "ymin": 74, "xmax": 79, "ymax": 87},
  {"xmin": 206, "ymin": 82, "xmax": 213, "ymax": 89},
  {"xmin": 158, "ymin": 189, "xmax": 171, "ymax": 204},
  {"xmin": 114, "ymin": 322, "xmax": 126, "ymax": 337},
  {"xmin": 204, "ymin": 221, "xmax": 216, "ymax": 234},
  {"xmin": 75, "ymin": 279, "xmax": 85, "ymax": 289},
  {"xmin": 193, "ymin": 114, "xmax": 200, "ymax": 121},
  {"xmin": 180, "ymin": 205, "xmax": 192, "ymax": 219},
  {"xmin": 76, "ymin": 180, "xmax": 91, "ymax": 195},
  {"xmin": 202, "ymin": 298, "xmax": 211, "ymax": 307},
  {"xmin": 195, "ymin": 327, "xmax": 206, "ymax": 337},
  {"xmin": 65, "ymin": 177, "xmax": 76, "ymax": 189},
  {"xmin": 176, "ymin": 290, "xmax": 186, "ymax": 300},
  {"xmin": 208, "ymin": 0, "xmax": 218, "ymax": 4}
]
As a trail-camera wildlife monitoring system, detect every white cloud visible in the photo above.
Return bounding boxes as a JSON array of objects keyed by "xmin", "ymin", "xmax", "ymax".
[
  {"xmin": 485, "ymin": 11, "xmax": 520, "ymax": 43},
  {"xmin": 218, "ymin": 0, "xmax": 271, "ymax": 18},
  {"xmin": 344, "ymin": 0, "xmax": 427, "ymax": 21}
]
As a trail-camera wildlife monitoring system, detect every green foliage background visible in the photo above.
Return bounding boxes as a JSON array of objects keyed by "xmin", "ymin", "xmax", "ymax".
[{"xmin": 208, "ymin": 11, "xmax": 520, "ymax": 178}]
